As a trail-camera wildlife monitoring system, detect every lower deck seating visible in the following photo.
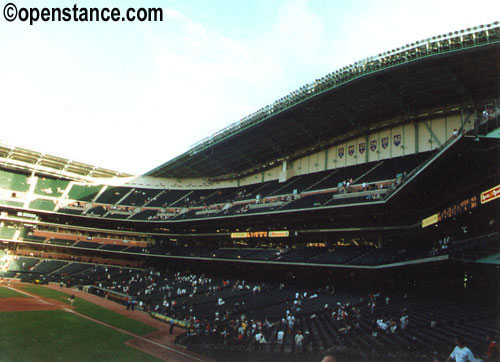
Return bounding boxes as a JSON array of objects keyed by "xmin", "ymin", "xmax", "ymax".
[{"xmin": 3, "ymin": 251, "xmax": 497, "ymax": 361}]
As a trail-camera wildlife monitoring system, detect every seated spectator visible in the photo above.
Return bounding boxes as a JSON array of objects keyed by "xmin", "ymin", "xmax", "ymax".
[
  {"xmin": 254, "ymin": 332, "xmax": 262, "ymax": 349},
  {"xmin": 389, "ymin": 321, "xmax": 398, "ymax": 334},
  {"xmin": 258, "ymin": 333, "xmax": 267, "ymax": 349},
  {"xmin": 338, "ymin": 324, "xmax": 351, "ymax": 335},
  {"xmin": 400, "ymin": 314, "xmax": 408, "ymax": 330},
  {"xmin": 277, "ymin": 330, "xmax": 284, "ymax": 345},
  {"xmin": 483, "ymin": 109, "xmax": 489, "ymax": 123},
  {"xmin": 377, "ymin": 318, "xmax": 388, "ymax": 331},
  {"xmin": 430, "ymin": 313, "xmax": 437, "ymax": 328},
  {"xmin": 485, "ymin": 335, "xmax": 498, "ymax": 361}
]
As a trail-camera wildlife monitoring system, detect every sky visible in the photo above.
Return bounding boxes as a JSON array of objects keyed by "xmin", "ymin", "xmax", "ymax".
[{"xmin": 0, "ymin": 0, "xmax": 498, "ymax": 175}]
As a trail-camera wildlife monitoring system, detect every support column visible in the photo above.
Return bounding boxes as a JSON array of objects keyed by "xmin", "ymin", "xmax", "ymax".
[
  {"xmin": 365, "ymin": 136, "xmax": 369, "ymax": 163},
  {"xmin": 414, "ymin": 123, "xmax": 419, "ymax": 154},
  {"xmin": 324, "ymin": 149, "xmax": 329, "ymax": 171},
  {"xmin": 423, "ymin": 120, "xmax": 442, "ymax": 148},
  {"xmin": 279, "ymin": 160, "xmax": 290, "ymax": 183}
]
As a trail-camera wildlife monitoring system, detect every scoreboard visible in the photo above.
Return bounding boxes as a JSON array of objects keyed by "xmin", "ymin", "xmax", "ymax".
[
  {"xmin": 437, "ymin": 195, "xmax": 478, "ymax": 222},
  {"xmin": 422, "ymin": 195, "xmax": 478, "ymax": 228},
  {"xmin": 231, "ymin": 230, "xmax": 289, "ymax": 238},
  {"xmin": 422, "ymin": 185, "xmax": 499, "ymax": 228}
]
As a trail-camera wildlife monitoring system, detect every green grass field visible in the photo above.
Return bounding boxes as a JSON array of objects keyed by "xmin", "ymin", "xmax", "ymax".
[
  {"xmin": 0, "ymin": 285, "xmax": 161, "ymax": 361},
  {"xmin": 20, "ymin": 285, "xmax": 156, "ymax": 336},
  {"xmin": 0, "ymin": 285, "xmax": 27, "ymax": 298},
  {"xmin": 0, "ymin": 310, "xmax": 161, "ymax": 361}
]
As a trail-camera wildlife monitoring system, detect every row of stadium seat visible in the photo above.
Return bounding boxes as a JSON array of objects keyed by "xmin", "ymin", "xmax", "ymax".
[
  {"xmin": 4, "ymin": 254, "xmax": 494, "ymax": 361},
  {"xmin": 7, "ymin": 220, "xmax": 498, "ymax": 266},
  {"xmin": 0, "ymin": 151, "xmax": 434, "ymax": 221}
]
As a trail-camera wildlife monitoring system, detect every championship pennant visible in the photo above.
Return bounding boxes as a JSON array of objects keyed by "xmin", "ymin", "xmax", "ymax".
[
  {"xmin": 348, "ymin": 145, "xmax": 355, "ymax": 156},
  {"xmin": 394, "ymin": 134, "xmax": 401, "ymax": 146}
]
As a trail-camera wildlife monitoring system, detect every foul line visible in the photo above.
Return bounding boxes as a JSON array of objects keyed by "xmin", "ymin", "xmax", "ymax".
[
  {"xmin": 64, "ymin": 308, "xmax": 205, "ymax": 362},
  {"xmin": 7, "ymin": 285, "xmax": 205, "ymax": 362},
  {"xmin": 7, "ymin": 286, "xmax": 57, "ymax": 305}
]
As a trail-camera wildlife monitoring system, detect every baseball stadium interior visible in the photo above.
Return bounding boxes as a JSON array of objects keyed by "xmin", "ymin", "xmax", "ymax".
[{"xmin": 1, "ymin": 22, "xmax": 499, "ymax": 361}]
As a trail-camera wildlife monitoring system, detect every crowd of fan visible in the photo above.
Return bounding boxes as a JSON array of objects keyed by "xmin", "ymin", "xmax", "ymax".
[
  {"xmin": 89, "ymin": 266, "xmax": 399, "ymax": 350},
  {"xmin": 75, "ymin": 262, "xmax": 498, "ymax": 361}
]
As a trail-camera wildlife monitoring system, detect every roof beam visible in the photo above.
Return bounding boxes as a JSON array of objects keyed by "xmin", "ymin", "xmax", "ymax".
[
  {"xmin": 422, "ymin": 120, "xmax": 442, "ymax": 147},
  {"xmin": 443, "ymin": 61, "xmax": 467, "ymax": 97},
  {"xmin": 207, "ymin": 157, "xmax": 231, "ymax": 176},
  {"xmin": 181, "ymin": 162, "xmax": 203, "ymax": 178},
  {"xmin": 259, "ymin": 134, "xmax": 285, "ymax": 158},
  {"xmin": 376, "ymin": 76, "xmax": 409, "ymax": 117},
  {"xmin": 289, "ymin": 117, "xmax": 318, "ymax": 144},
  {"xmin": 226, "ymin": 145, "xmax": 259, "ymax": 171},
  {"xmin": 329, "ymin": 98, "xmax": 367, "ymax": 136}
]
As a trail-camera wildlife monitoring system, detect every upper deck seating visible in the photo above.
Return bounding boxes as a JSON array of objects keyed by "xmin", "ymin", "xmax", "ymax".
[
  {"xmin": 7, "ymin": 256, "xmax": 39, "ymax": 272},
  {"xmin": 118, "ymin": 188, "xmax": 163, "ymax": 206},
  {"xmin": 34, "ymin": 176, "xmax": 69, "ymax": 197},
  {"xmin": 85, "ymin": 205, "xmax": 107, "ymax": 216},
  {"xmin": 357, "ymin": 152, "xmax": 431, "ymax": 183},
  {"xmin": 67, "ymin": 184, "xmax": 103, "ymax": 202},
  {"xmin": 29, "ymin": 199, "xmax": 56, "ymax": 211},
  {"xmin": 94, "ymin": 186, "xmax": 131, "ymax": 204},
  {"xmin": 130, "ymin": 209, "xmax": 159, "ymax": 220},
  {"xmin": 146, "ymin": 189, "xmax": 191, "ymax": 207},
  {"xmin": 0, "ymin": 168, "xmax": 30, "ymax": 192},
  {"xmin": 30, "ymin": 259, "xmax": 68, "ymax": 274},
  {"xmin": 0, "ymin": 226, "xmax": 17, "ymax": 239}
]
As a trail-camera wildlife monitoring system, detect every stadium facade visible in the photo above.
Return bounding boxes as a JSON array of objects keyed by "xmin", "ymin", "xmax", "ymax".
[{"xmin": 0, "ymin": 22, "xmax": 499, "ymax": 361}]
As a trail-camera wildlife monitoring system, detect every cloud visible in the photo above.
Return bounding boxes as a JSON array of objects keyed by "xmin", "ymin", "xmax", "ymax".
[
  {"xmin": 273, "ymin": 0, "xmax": 325, "ymax": 64},
  {"xmin": 0, "ymin": 0, "xmax": 497, "ymax": 174}
]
